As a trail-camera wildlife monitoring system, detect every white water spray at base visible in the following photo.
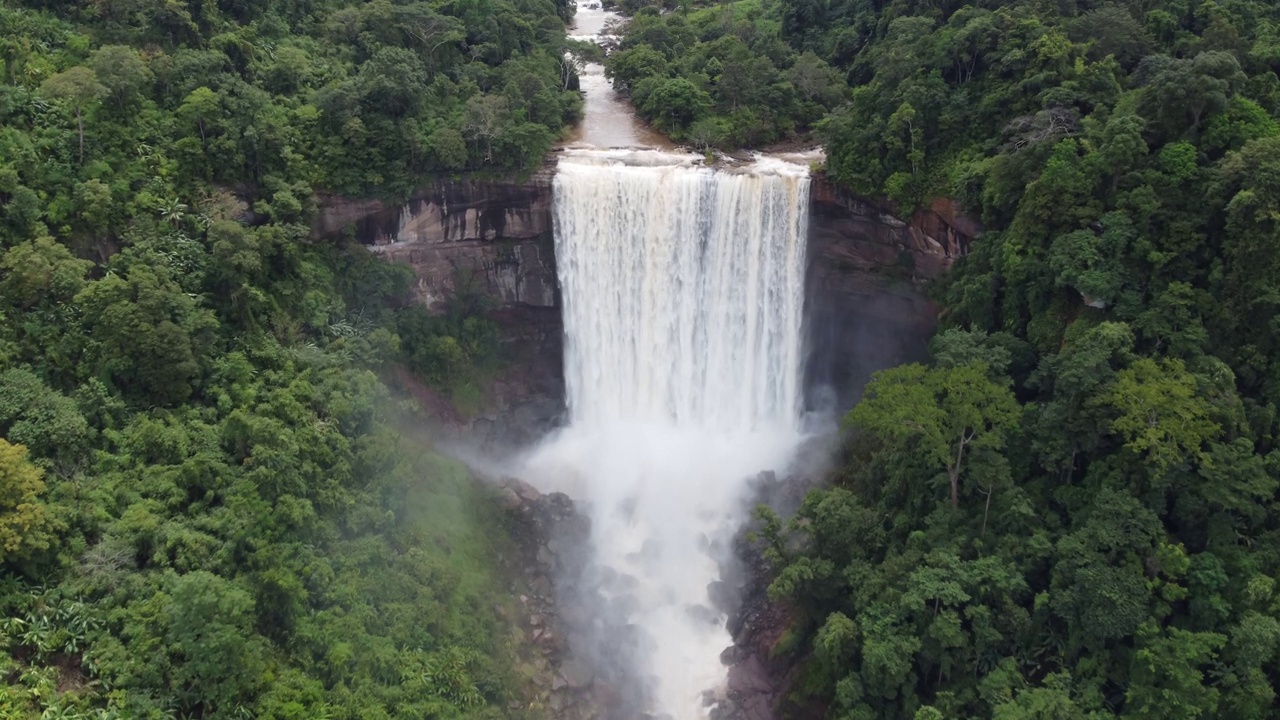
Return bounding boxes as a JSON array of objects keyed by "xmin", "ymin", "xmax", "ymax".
[{"xmin": 523, "ymin": 150, "xmax": 811, "ymax": 719}]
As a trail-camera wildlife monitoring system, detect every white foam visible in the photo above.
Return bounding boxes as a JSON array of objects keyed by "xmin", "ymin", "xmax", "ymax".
[{"xmin": 522, "ymin": 153, "xmax": 811, "ymax": 719}]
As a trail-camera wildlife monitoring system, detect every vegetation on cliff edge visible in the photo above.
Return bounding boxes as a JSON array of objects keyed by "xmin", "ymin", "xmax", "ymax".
[{"xmin": 606, "ymin": 0, "xmax": 848, "ymax": 148}]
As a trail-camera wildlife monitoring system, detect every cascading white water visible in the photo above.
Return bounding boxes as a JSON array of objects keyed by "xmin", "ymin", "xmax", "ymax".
[
  {"xmin": 557, "ymin": 151, "xmax": 808, "ymax": 429},
  {"xmin": 524, "ymin": 149, "xmax": 810, "ymax": 719}
]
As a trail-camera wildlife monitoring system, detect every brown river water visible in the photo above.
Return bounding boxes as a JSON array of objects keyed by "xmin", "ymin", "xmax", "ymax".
[{"xmin": 561, "ymin": 1, "xmax": 675, "ymax": 150}]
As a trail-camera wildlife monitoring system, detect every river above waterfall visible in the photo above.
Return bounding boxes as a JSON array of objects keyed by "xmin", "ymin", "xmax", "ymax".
[{"xmin": 563, "ymin": 1, "xmax": 673, "ymax": 150}]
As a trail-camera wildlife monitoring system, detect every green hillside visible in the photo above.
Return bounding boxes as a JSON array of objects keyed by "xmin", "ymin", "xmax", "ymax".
[{"xmin": 0, "ymin": 0, "xmax": 578, "ymax": 717}]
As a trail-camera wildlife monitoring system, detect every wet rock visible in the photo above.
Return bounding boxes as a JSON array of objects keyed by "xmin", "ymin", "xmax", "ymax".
[
  {"xmin": 560, "ymin": 658, "xmax": 594, "ymax": 689},
  {"xmin": 686, "ymin": 603, "xmax": 720, "ymax": 626},
  {"xmin": 507, "ymin": 477, "xmax": 543, "ymax": 502},
  {"xmin": 728, "ymin": 655, "xmax": 774, "ymax": 695},
  {"xmin": 539, "ymin": 628, "xmax": 567, "ymax": 654},
  {"xmin": 739, "ymin": 694, "xmax": 776, "ymax": 720},
  {"xmin": 532, "ymin": 574, "xmax": 553, "ymax": 598},
  {"xmin": 708, "ymin": 580, "xmax": 736, "ymax": 611},
  {"xmin": 501, "ymin": 487, "xmax": 524, "ymax": 510},
  {"xmin": 719, "ymin": 645, "xmax": 746, "ymax": 665},
  {"xmin": 547, "ymin": 536, "xmax": 565, "ymax": 556},
  {"xmin": 469, "ymin": 417, "xmax": 496, "ymax": 441},
  {"xmin": 536, "ymin": 545, "xmax": 555, "ymax": 567}
]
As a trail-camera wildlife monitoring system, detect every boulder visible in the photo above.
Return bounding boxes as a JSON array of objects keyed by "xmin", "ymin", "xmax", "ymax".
[
  {"xmin": 560, "ymin": 658, "xmax": 594, "ymax": 689},
  {"xmin": 728, "ymin": 655, "xmax": 774, "ymax": 696}
]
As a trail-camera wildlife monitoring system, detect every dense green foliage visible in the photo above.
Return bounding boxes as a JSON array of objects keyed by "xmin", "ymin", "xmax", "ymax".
[
  {"xmin": 3, "ymin": 0, "xmax": 580, "ymax": 200},
  {"xmin": 0, "ymin": 0, "xmax": 572, "ymax": 717},
  {"xmin": 605, "ymin": 0, "xmax": 847, "ymax": 148},
  {"xmin": 748, "ymin": 0, "xmax": 1280, "ymax": 718}
]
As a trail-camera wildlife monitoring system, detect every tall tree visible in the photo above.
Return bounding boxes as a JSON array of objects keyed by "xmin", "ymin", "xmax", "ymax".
[
  {"xmin": 0, "ymin": 439, "xmax": 52, "ymax": 564},
  {"xmin": 849, "ymin": 362, "xmax": 1019, "ymax": 509},
  {"xmin": 39, "ymin": 66, "xmax": 107, "ymax": 163}
]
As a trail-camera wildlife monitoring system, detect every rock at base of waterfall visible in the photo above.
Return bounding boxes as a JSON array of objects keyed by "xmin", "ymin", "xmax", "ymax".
[
  {"xmin": 708, "ymin": 579, "xmax": 737, "ymax": 611},
  {"xmin": 719, "ymin": 645, "xmax": 745, "ymax": 665},
  {"xmin": 560, "ymin": 658, "xmax": 594, "ymax": 689},
  {"xmin": 728, "ymin": 655, "xmax": 774, "ymax": 695},
  {"xmin": 507, "ymin": 476, "xmax": 544, "ymax": 502},
  {"xmin": 738, "ymin": 694, "xmax": 776, "ymax": 720}
]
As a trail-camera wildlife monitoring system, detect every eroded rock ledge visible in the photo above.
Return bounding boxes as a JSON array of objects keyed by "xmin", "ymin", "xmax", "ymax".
[
  {"xmin": 318, "ymin": 164, "xmax": 981, "ymax": 441},
  {"xmin": 809, "ymin": 174, "xmax": 976, "ymax": 280},
  {"xmin": 312, "ymin": 162, "xmax": 979, "ymax": 360},
  {"xmin": 313, "ymin": 160, "xmax": 559, "ymax": 312}
]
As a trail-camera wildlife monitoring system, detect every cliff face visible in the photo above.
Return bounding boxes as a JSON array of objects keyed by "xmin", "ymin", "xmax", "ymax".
[
  {"xmin": 809, "ymin": 175, "xmax": 975, "ymax": 279},
  {"xmin": 314, "ymin": 161, "xmax": 559, "ymax": 312},
  {"xmin": 805, "ymin": 174, "xmax": 976, "ymax": 409},
  {"xmin": 314, "ymin": 163, "xmax": 977, "ymax": 427}
]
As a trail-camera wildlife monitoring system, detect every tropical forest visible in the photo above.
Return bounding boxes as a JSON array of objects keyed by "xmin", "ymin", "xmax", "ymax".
[
  {"xmin": 1, "ymin": 0, "xmax": 1279, "ymax": 719},
  {"xmin": 0, "ymin": 0, "xmax": 578, "ymax": 717}
]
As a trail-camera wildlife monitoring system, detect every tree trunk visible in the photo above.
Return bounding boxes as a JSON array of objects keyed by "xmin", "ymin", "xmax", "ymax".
[
  {"xmin": 948, "ymin": 431, "xmax": 969, "ymax": 509},
  {"xmin": 76, "ymin": 106, "xmax": 84, "ymax": 164},
  {"xmin": 981, "ymin": 486, "xmax": 993, "ymax": 535}
]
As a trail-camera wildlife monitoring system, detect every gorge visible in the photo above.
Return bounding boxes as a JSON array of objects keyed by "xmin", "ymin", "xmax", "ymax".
[
  {"xmin": 530, "ymin": 6, "xmax": 820, "ymax": 714},
  {"xmin": 308, "ymin": 3, "xmax": 973, "ymax": 717},
  {"xmin": 312, "ymin": 152, "xmax": 965, "ymax": 443},
  {"xmin": 6, "ymin": 1, "xmax": 1276, "ymax": 718}
]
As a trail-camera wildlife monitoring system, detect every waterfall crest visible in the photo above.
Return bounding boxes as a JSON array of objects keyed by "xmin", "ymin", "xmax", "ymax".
[
  {"xmin": 556, "ymin": 150, "xmax": 808, "ymax": 430},
  {"xmin": 524, "ymin": 149, "xmax": 811, "ymax": 719}
]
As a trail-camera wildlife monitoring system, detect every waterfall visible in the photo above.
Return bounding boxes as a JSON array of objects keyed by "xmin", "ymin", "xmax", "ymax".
[{"xmin": 524, "ymin": 149, "xmax": 811, "ymax": 719}]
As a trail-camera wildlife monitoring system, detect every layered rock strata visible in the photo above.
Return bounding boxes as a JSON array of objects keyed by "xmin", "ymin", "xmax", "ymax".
[
  {"xmin": 314, "ymin": 164, "xmax": 977, "ymax": 426},
  {"xmin": 313, "ymin": 162, "xmax": 558, "ymax": 312}
]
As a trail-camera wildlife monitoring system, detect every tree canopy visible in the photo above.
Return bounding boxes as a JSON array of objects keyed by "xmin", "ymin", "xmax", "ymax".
[
  {"xmin": 0, "ymin": 0, "xmax": 565, "ymax": 717},
  {"xmin": 605, "ymin": 0, "xmax": 847, "ymax": 147},
  {"xmin": 730, "ymin": 0, "xmax": 1280, "ymax": 716}
]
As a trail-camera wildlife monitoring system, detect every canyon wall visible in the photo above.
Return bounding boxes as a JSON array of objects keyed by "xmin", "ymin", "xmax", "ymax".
[
  {"xmin": 313, "ymin": 160, "xmax": 559, "ymax": 312},
  {"xmin": 313, "ymin": 160, "xmax": 976, "ymax": 426},
  {"xmin": 313, "ymin": 160, "xmax": 564, "ymax": 446},
  {"xmin": 805, "ymin": 174, "xmax": 975, "ymax": 410}
]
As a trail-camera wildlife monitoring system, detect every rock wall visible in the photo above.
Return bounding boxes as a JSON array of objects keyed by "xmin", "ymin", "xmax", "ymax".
[
  {"xmin": 493, "ymin": 477, "xmax": 623, "ymax": 720},
  {"xmin": 313, "ymin": 161, "xmax": 559, "ymax": 312},
  {"xmin": 809, "ymin": 175, "xmax": 974, "ymax": 279},
  {"xmin": 317, "ymin": 162, "xmax": 977, "ymax": 429},
  {"xmin": 804, "ymin": 174, "xmax": 977, "ymax": 410}
]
